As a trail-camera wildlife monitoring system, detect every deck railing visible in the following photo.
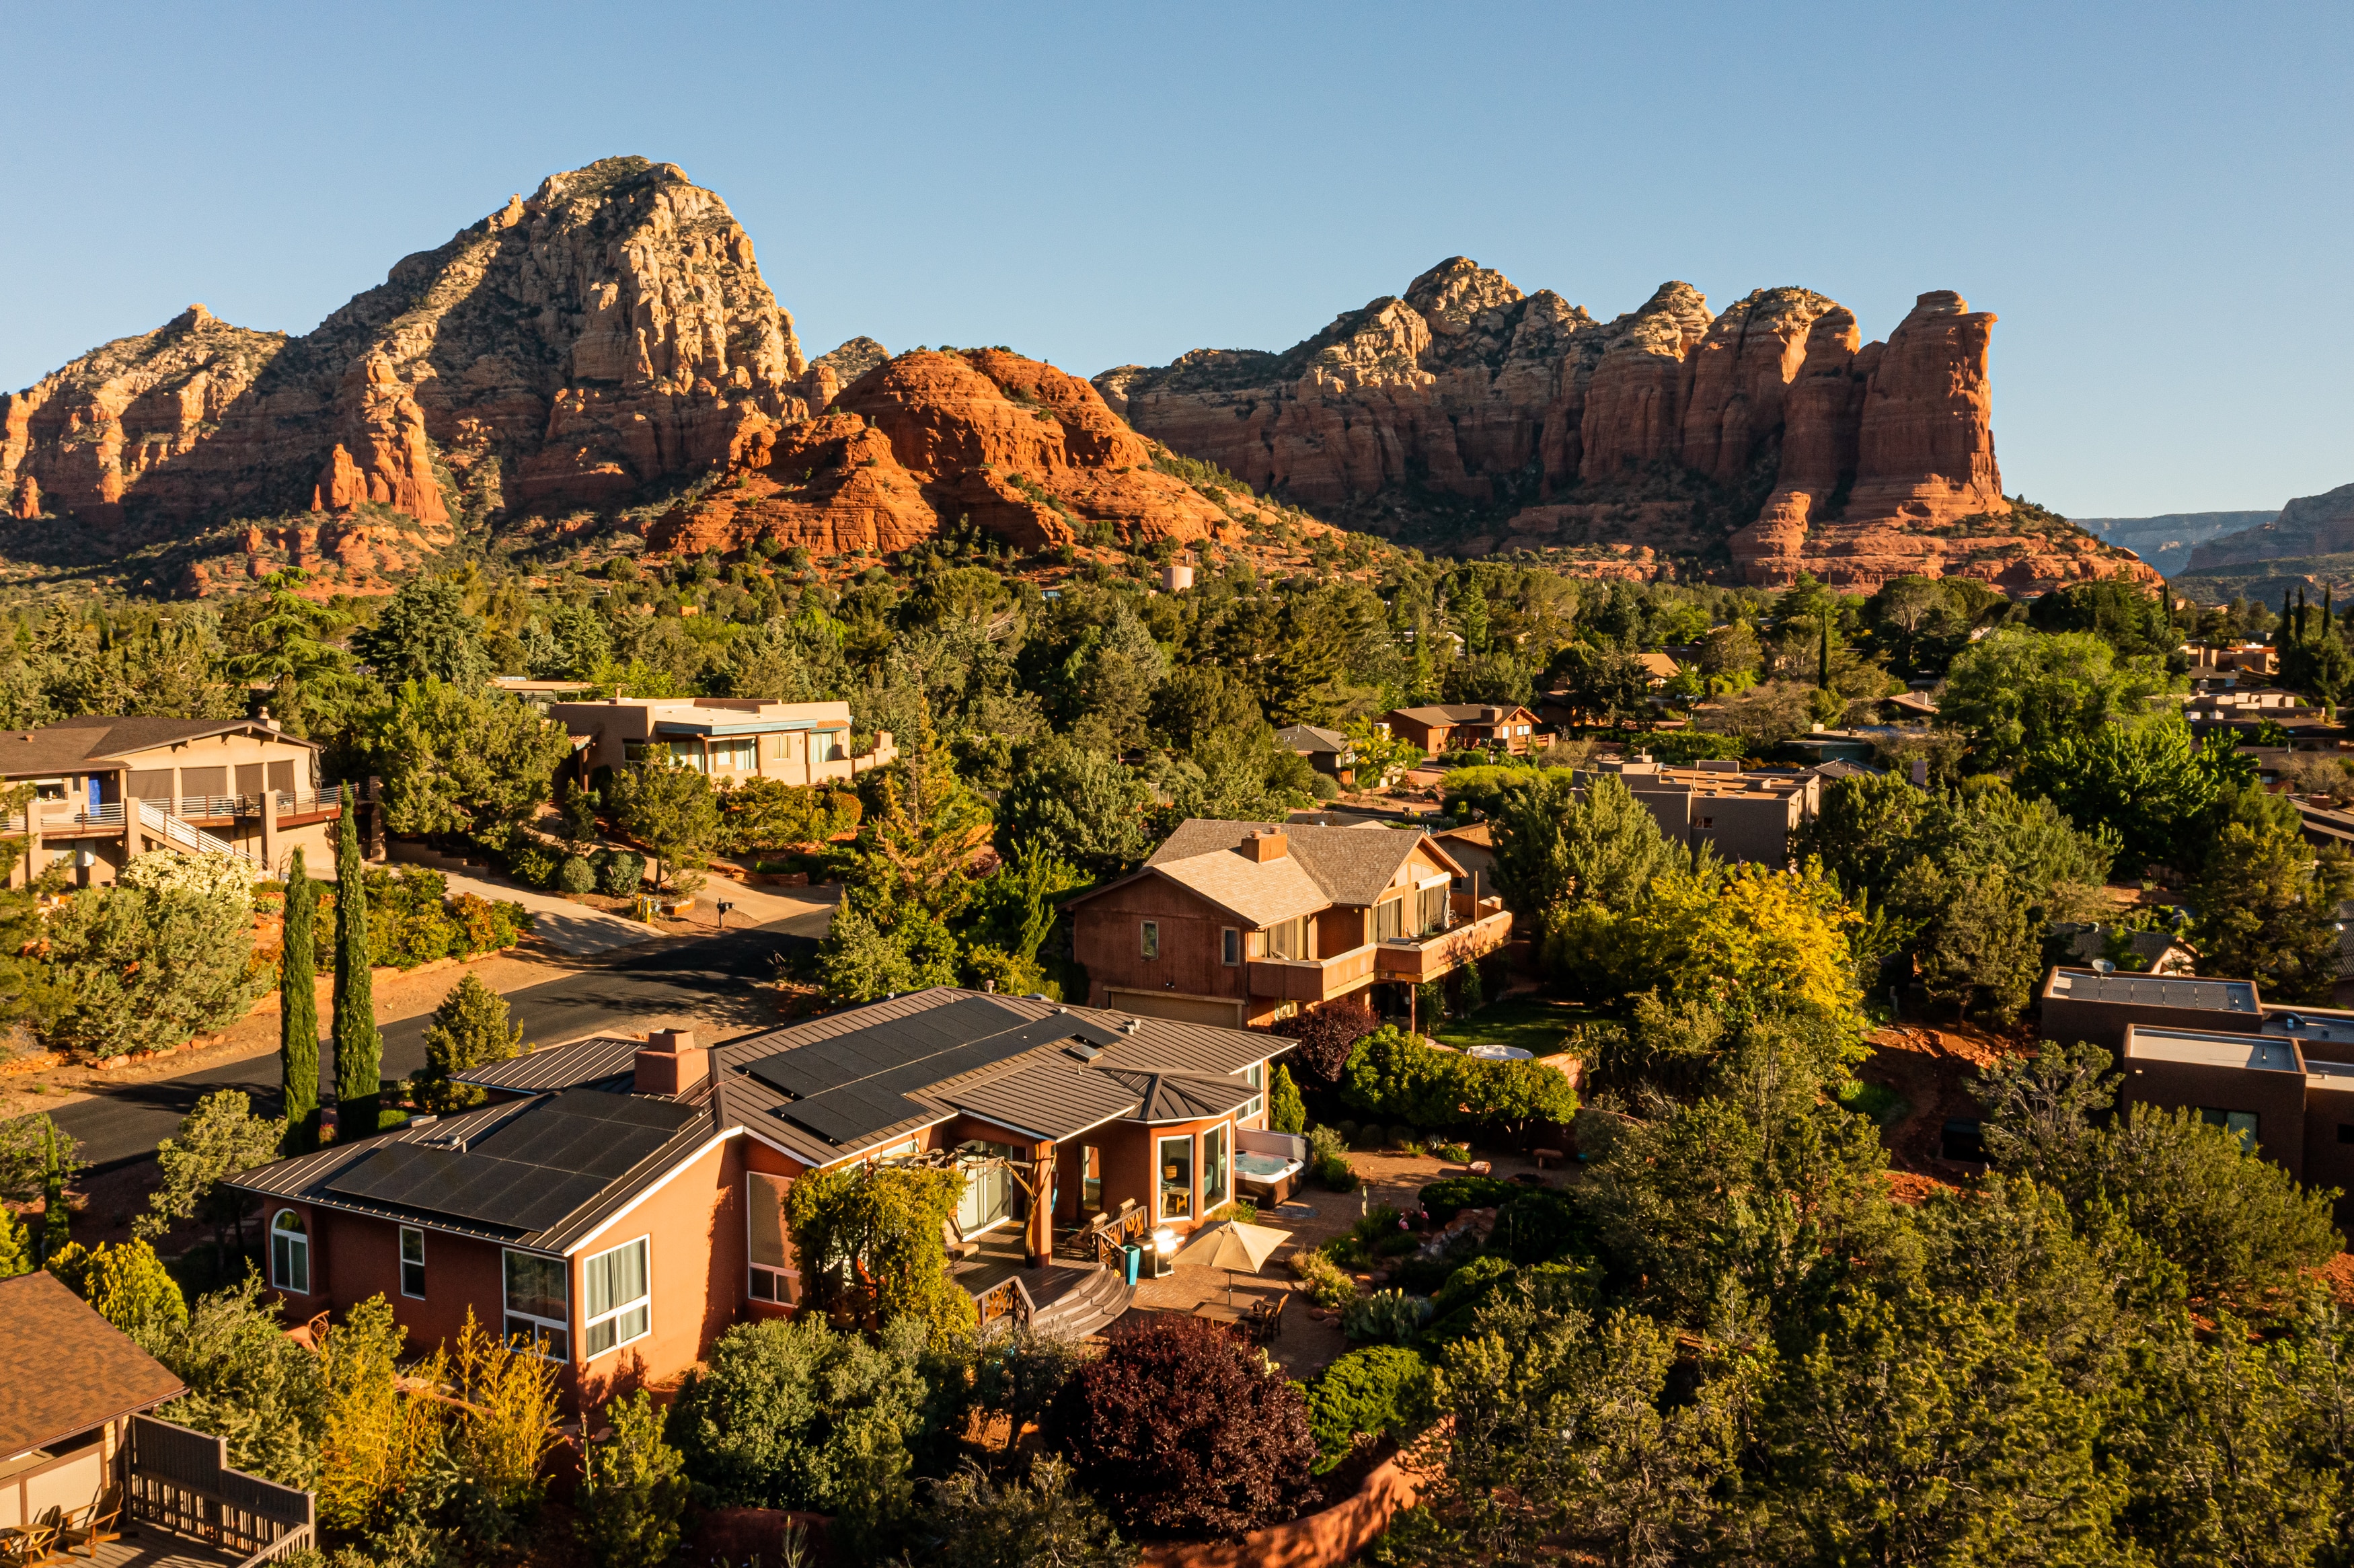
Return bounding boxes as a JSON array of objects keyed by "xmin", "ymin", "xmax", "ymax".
[
  {"xmin": 127, "ymin": 1413, "xmax": 315, "ymax": 1563},
  {"xmin": 972, "ymin": 1275, "xmax": 1036, "ymax": 1331}
]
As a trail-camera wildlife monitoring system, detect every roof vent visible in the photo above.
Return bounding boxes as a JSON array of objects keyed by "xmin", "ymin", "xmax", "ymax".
[{"xmin": 1124, "ymin": 1018, "xmax": 1143, "ymax": 1034}]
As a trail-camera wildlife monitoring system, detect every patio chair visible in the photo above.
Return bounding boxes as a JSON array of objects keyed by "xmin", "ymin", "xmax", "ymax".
[
  {"xmin": 941, "ymin": 1218, "xmax": 979, "ymax": 1261},
  {"xmin": 6, "ymin": 1508, "xmax": 63, "ymax": 1568},
  {"xmin": 1252, "ymin": 1291, "xmax": 1290, "ymax": 1345},
  {"xmin": 59, "ymin": 1485, "xmax": 123, "ymax": 1559}
]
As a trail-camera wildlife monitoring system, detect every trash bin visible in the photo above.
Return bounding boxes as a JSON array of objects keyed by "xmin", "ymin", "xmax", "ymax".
[{"xmin": 1121, "ymin": 1243, "xmax": 1142, "ymax": 1288}]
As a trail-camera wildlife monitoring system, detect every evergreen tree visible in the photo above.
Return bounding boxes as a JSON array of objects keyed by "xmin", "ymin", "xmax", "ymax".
[
  {"xmin": 332, "ymin": 785, "xmax": 383, "ymax": 1137},
  {"xmin": 0, "ymin": 1203, "xmax": 31, "ymax": 1279},
  {"xmin": 82, "ymin": 1239, "xmax": 190, "ymax": 1340},
  {"xmin": 412, "ymin": 975, "xmax": 525, "ymax": 1113},
  {"xmin": 42, "ymin": 1120, "xmax": 70, "ymax": 1261},
  {"xmin": 1268, "ymin": 1064, "xmax": 1307, "ymax": 1135},
  {"xmin": 279, "ymin": 848, "xmax": 320, "ymax": 1154}
]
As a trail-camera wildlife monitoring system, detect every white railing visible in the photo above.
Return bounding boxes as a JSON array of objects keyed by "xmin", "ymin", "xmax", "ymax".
[
  {"xmin": 38, "ymin": 800, "xmax": 125, "ymax": 828},
  {"xmin": 137, "ymin": 799, "xmax": 257, "ymax": 864}
]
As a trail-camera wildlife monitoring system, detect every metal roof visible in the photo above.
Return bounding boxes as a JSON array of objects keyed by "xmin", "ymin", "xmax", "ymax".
[
  {"xmin": 2045, "ymin": 968, "xmax": 2258, "ymax": 1013},
  {"xmin": 454, "ymin": 1035, "xmax": 649, "ymax": 1092}
]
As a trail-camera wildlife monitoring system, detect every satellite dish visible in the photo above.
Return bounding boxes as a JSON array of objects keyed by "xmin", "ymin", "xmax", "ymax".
[{"xmin": 2092, "ymin": 959, "xmax": 2116, "ymax": 974}]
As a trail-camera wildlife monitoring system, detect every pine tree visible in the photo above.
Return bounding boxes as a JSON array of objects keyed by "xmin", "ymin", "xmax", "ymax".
[
  {"xmin": 280, "ymin": 847, "xmax": 321, "ymax": 1154},
  {"xmin": 413, "ymin": 974, "xmax": 525, "ymax": 1113},
  {"xmin": 332, "ymin": 785, "xmax": 383, "ymax": 1138},
  {"xmin": 41, "ymin": 1122, "xmax": 70, "ymax": 1261}
]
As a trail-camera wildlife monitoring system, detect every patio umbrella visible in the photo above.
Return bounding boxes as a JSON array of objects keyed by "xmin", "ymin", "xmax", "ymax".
[{"xmin": 1171, "ymin": 1219, "xmax": 1293, "ymax": 1306}]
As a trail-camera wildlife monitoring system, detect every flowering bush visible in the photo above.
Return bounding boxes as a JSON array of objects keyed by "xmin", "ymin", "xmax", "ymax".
[{"xmin": 118, "ymin": 849, "xmax": 253, "ymax": 910}]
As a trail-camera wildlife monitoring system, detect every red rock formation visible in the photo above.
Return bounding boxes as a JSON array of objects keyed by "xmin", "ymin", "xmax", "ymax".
[
  {"xmin": 9, "ymin": 474, "xmax": 38, "ymax": 520},
  {"xmin": 648, "ymin": 350, "xmax": 1240, "ymax": 559},
  {"xmin": 1107, "ymin": 263, "xmax": 2146, "ymax": 592},
  {"xmin": 317, "ymin": 356, "xmax": 449, "ymax": 524}
]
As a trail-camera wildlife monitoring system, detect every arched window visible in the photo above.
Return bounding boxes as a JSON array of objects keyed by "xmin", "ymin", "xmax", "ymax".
[{"xmin": 270, "ymin": 1210, "xmax": 310, "ymax": 1294}]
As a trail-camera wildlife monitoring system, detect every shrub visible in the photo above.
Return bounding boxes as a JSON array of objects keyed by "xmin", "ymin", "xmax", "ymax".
[
  {"xmin": 508, "ymin": 844, "xmax": 559, "ymax": 889},
  {"xmin": 1419, "ymin": 1175, "xmax": 1519, "ymax": 1226},
  {"xmin": 1316, "ymin": 1155, "xmax": 1358, "ymax": 1192},
  {"xmin": 1268, "ymin": 1064, "xmax": 1306, "ymax": 1136},
  {"xmin": 557, "ymin": 855, "xmax": 598, "ymax": 895},
  {"xmin": 1305, "ymin": 1124, "xmax": 1348, "ymax": 1166},
  {"xmin": 1492, "ymin": 1187, "xmax": 1596, "ymax": 1265},
  {"xmin": 1435, "ymin": 1142, "xmax": 1472, "ymax": 1163},
  {"xmin": 1309, "ymin": 774, "xmax": 1342, "ymax": 801},
  {"xmin": 909, "ymin": 1455, "xmax": 1135, "ymax": 1568},
  {"xmin": 40, "ymin": 863, "xmax": 265, "ymax": 1060},
  {"xmin": 1049, "ymin": 1315, "xmax": 1314, "ymax": 1538},
  {"xmin": 1273, "ymin": 997, "xmax": 1379, "ymax": 1085},
  {"xmin": 665, "ymin": 1315, "xmax": 931, "ymax": 1513},
  {"xmin": 1289, "ymin": 1247, "xmax": 1359, "ymax": 1310},
  {"xmin": 1340, "ymin": 1027, "xmax": 1462, "ymax": 1132},
  {"xmin": 1341, "ymin": 1289, "xmax": 1431, "ymax": 1347},
  {"xmin": 597, "ymin": 849, "xmax": 646, "ymax": 897},
  {"xmin": 1305, "ymin": 1347, "xmax": 1433, "ymax": 1474},
  {"xmin": 576, "ymin": 1389, "xmax": 691, "ymax": 1568}
]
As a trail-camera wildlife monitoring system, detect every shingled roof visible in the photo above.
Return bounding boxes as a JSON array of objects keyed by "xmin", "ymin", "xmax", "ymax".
[
  {"xmin": 1142, "ymin": 818, "xmax": 1456, "ymax": 910},
  {"xmin": 0, "ymin": 1270, "xmax": 186, "ymax": 1453},
  {"xmin": 0, "ymin": 715, "xmax": 319, "ymax": 777}
]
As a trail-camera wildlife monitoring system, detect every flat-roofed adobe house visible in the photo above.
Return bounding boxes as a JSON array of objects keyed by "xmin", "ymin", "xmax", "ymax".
[
  {"xmin": 227, "ymin": 992, "xmax": 1297, "ymax": 1416},
  {"xmin": 0, "ymin": 714, "xmax": 345, "ymax": 888},
  {"xmin": 551, "ymin": 696, "xmax": 895, "ymax": 786},
  {"xmin": 0, "ymin": 1269, "xmax": 315, "ymax": 1559},
  {"xmin": 1380, "ymin": 703, "xmax": 1542, "ymax": 757},
  {"xmin": 1062, "ymin": 819, "xmax": 1513, "ymax": 1029}
]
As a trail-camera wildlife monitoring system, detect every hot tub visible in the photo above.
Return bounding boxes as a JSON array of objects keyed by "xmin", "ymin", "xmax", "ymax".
[{"xmin": 1236, "ymin": 1148, "xmax": 1305, "ymax": 1206}]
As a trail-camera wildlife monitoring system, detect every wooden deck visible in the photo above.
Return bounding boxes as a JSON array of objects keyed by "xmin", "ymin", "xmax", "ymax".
[
  {"xmin": 83, "ymin": 1526, "xmax": 247, "ymax": 1568},
  {"xmin": 950, "ymin": 1227, "xmax": 1107, "ymax": 1316}
]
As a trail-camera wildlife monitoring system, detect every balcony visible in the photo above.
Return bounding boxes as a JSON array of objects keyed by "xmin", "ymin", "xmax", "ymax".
[
  {"xmin": 1248, "ymin": 941, "xmax": 1380, "ymax": 1003},
  {"xmin": 1375, "ymin": 896, "xmax": 1513, "ymax": 982}
]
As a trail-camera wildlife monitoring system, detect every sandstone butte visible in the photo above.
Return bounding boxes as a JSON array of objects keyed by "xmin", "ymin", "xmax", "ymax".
[
  {"xmin": 0, "ymin": 157, "xmax": 1281, "ymax": 590},
  {"xmin": 1098, "ymin": 258, "xmax": 2161, "ymax": 592},
  {"xmin": 2186, "ymin": 480, "xmax": 2354, "ymax": 572}
]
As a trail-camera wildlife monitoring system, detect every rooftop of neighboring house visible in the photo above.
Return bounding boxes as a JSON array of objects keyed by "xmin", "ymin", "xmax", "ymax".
[
  {"xmin": 0, "ymin": 1269, "xmax": 187, "ymax": 1454},
  {"xmin": 1385, "ymin": 703, "xmax": 1539, "ymax": 726},
  {"xmin": 1634, "ymin": 652, "xmax": 1680, "ymax": 680},
  {"xmin": 231, "ymin": 992, "xmax": 1288, "ymax": 1230},
  {"xmin": 2052, "ymin": 924, "xmax": 2197, "ymax": 969},
  {"xmin": 2124, "ymin": 1027, "xmax": 2303, "ymax": 1073},
  {"xmin": 1274, "ymin": 722, "xmax": 1351, "ymax": 755},
  {"xmin": 2042, "ymin": 966, "xmax": 2259, "ymax": 1015},
  {"xmin": 1585, "ymin": 756, "xmax": 1816, "ymax": 800},
  {"xmin": 553, "ymin": 695, "xmax": 855, "ymax": 736},
  {"xmin": 1117, "ymin": 818, "xmax": 1462, "ymax": 925},
  {"xmin": 0, "ymin": 715, "xmax": 319, "ymax": 776}
]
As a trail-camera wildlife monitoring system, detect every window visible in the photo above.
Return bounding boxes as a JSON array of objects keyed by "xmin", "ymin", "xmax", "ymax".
[
  {"xmin": 1375, "ymin": 898, "xmax": 1405, "ymax": 941},
  {"xmin": 958, "ymin": 1142, "xmax": 1020, "ymax": 1234},
  {"xmin": 2199, "ymin": 1107, "xmax": 2260, "ymax": 1152},
  {"xmin": 2341, "ymin": 1124, "xmax": 2354, "ymax": 1144},
  {"xmin": 1141, "ymin": 921, "xmax": 1160, "ymax": 960},
  {"xmin": 1221, "ymin": 928, "xmax": 1240, "ymax": 966},
  {"xmin": 399, "ymin": 1226, "xmax": 426, "ymax": 1299},
  {"xmin": 1157, "ymin": 1134, "xmax": 1193, "ymax": 1220},
  {"xmin": 582, "ymin": 1238, "xmax": 651, "ymax": 1358},
  {"xmin": 769, "ymin": 732, "xmax": 797, "ymax": 760},
  {"xmin": 1416, "ymin": 885, "xmax": 1449, "ymax": 935},
  {"xmin": 812, "ymin": 730, "xmax": 841, "ymax": 763},
  {"xmin": 1247, "ymin": 929, "xmax": 1268, "ymax": 958},
  {"xmin": 1203, "ymin": 1124, "xmax": 1230, "ymax": 1212},
  {"xmin": 270, "ymin": 1210, "xmax": 309, "ymax": 1294},
  {"xmin": 1266, "ymin": 916, "xmax": 1307, "ymax": 959},
  {"xmin": 1081, "ymin": 1145, "xmax": 1102, "ymax": 1210},
  {"xmin": 711, "ymin": 737, "xmax": 755, "ymax": 771},
  {"xmin": 503, "ymin": 1251, "xmax": 570, "ymax": 1361},
  {"xmin": 747, "ymin": 1172, "xmax": 798, "ymax": 1304},
  {"xmin": 1240, "ymin": 1062, "xmax": 1265, "ymax": 1122}
]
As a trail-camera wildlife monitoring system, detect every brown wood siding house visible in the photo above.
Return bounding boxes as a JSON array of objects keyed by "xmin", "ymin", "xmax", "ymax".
[{"xmin": 1380, "ymin": 703, "xmax": 1542, "ymax": 757}]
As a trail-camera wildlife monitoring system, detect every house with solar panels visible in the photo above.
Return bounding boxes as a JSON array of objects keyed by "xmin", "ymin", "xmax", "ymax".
[{"xmin": 227, "ymin": 988, "xmax": 1297, "ymax": 1411}]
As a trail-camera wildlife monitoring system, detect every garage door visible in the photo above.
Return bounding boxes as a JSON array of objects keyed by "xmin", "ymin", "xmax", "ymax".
[{"xmin": 1104, "ymin": 989, "xmax": 1245, "ymax": 1029}]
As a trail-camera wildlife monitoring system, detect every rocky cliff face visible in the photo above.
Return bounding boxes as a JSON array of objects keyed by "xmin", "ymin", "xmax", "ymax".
[
  {"xmin": 1102, "ymin": 260, "xmax": 2151, "ymax": 591},
  {"xmin": 647, "ymin": 348, "xmax": 1242, "ymax": 558},
  {"xmin": 0, "ymin": 157, "xmax": 833, "ymax": 584},
  {"xmin": 2186, "ymin": 482, "xmax": 2354, "ymax": 570}
]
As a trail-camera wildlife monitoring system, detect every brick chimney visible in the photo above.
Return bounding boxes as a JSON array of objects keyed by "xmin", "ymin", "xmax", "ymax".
[
  {"xmin": 635, "ymin": 1029, "xmax": 708, "ymax": 1097},
  {"xmin": 1243, "ymin": 828, "xmax": 1289, "ymax": 863}
]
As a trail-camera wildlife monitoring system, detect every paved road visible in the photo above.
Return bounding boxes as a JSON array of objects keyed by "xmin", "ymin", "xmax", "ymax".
[{"xmin": 52, "ymin": 917, "xmax": 823, "ymax": 1171}]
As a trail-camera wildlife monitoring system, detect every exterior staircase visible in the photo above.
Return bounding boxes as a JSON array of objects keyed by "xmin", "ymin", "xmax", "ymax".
[
  {"xmin": 1026, "ymin": 1265, "xmax": 1136, "ymax": 1339},
  {"xmin": 136, "ymin": 799, "xmax": 259, "ymax": 867}
]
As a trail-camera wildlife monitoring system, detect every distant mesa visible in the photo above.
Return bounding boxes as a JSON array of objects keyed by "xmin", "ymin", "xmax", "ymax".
[
  {"xmin": 1101, "ymin": 258, "xmax": 2156, "ymax": 592},
  {"xmin": 2185, "ymin": 481, "xmax": 2354, "ymax": 572}
]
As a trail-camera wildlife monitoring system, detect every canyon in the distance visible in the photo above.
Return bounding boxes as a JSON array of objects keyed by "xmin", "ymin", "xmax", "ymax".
[{"xmin": 1, "ymin": 157, "xmax": 2157, "ymax": 594}]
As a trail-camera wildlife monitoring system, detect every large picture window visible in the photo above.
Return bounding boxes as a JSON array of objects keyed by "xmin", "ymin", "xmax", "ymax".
[
  {"xmin": 711, "ymin": 738, "xmax": 755, "ymax": 771},
  {"xmin": 270, "ymin": 1210, "xmax": 309, "ymax": 1294},
  {"xmin": 1203, "ymin": 1124, "xmax": 1230, "ymax": 1213},
  {"xmin": 1158, "ymin": 1134, "xmax": 1193, "ymax": 1220},
  {"xmin": 503, "ymin": 1251, "xmax": 570, "ymax": 1361},
  {"xmin": 582, "ymin": 1238, "xmax": 651, "ymax": 1358},
  {"xmin": 747, "ymin": 1172, "xmax": 799, "ymax": 1305}
]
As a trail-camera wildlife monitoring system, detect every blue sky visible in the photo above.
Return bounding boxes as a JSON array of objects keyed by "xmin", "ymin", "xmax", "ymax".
[{"xmin": 3, "ymin": 1, "xmax": 2347, "ymax": 518}]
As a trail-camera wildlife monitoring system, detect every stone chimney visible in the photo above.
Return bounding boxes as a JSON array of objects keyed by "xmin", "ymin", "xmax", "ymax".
[
  {"xmin": 1243, "ymin": 828, "xmax": 1289, "ymax": 863},
  {"xmin": 635, "ymin": 1028, "xmax": 708, "ymax": 1097}
]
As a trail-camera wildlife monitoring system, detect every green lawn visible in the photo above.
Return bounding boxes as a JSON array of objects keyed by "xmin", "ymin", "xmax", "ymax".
[{"xmin": 1432, "ymin": 994, "xmax": 1589, "ymax": 1058}]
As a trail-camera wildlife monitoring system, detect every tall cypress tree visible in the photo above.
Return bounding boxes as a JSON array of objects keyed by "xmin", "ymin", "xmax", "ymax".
[
  {"xmin": 40, "ymin": 1122, "xmax": 69, "ymax": 1262},
  {"xmin": 1817, "ymin": 619, "xmax": 1831, "ymax": 691},
  {"xmin": 280, "ymin": 847, "xmax": 321, "ymax": 1154},
  {"xmin": 331, "ymin": 785, "xmax": 381, "ymax": 1138}
]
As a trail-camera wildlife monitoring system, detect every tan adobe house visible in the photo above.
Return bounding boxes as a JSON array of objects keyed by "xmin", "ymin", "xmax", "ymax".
[
  {"xmin": 552, "ymin": 697, "xmax": 897, "ymax": 785},
  {"xmin": 2037, "ymin": 966, "xmax": 2354, "ymax": 1229},
  {"xmin": 1380, "ymin": 703, "xmax": 1542, "ymax": 757},
  {"xmin": 1583, "ymin": 756, "xmax": 1822, "ymax": 869},
  {"xmin": 0, "ymin": 715, "xmax": 346, "ymax": 888},
  {"xmin": 0, "ymin": 1269, "xmax": 314, "ymax": 1556},
  {"xmin": 228, "ymin": 993, "xmax": 1299, "ymax": 1417},
  {"xmin": 1274, "ymin": 723, "xmax": 1355, "ymax": 785},
  {"xmin": 1062, "ymin": 820, "xmax": 1512, "ymax": 1029}
]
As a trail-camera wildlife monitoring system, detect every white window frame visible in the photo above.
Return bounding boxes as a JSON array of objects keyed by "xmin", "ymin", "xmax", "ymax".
[
  {"xmin": 581, "ymin": 1236, "xmax": 652, "ymax": 1360},
  {"xmin": 398, "ymin": 1225, "xmax": 426, "ymax": 1300},
  {"xmin": 1202, "ymin": 1122, "xmax": 1232, "ymax": 1213},
  {"xmin": 747, "ymin": 1171, "xmax": 800, "ymax": 1306},
  {"xmin": 1157, "ymin": 1132, "xmax": 1193, "ymax": 1222},
  {"xmin": 270, "ymin": 1210, "xmax": 309, "ymax": 1295},
  {"xmin": 502, "ymin": 1249, "xmax": 571, "ymax": 1362},
  {"xmin": 1141, "ymin": 920, "xmax": 1160, "ymax": 960},
  {"xmin": 1240, "ymin": 1062, "xmax": 1265, "ymax": 1122}
]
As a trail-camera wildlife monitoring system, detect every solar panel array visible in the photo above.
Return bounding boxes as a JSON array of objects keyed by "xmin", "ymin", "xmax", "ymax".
[
  {"xmin": 325, "ymin": 1089, "xmax": 699, "ymax": 1233},
  {"xmin": 745, "ymin": 997, "xmax": 1125, "ymax": 1147}
]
